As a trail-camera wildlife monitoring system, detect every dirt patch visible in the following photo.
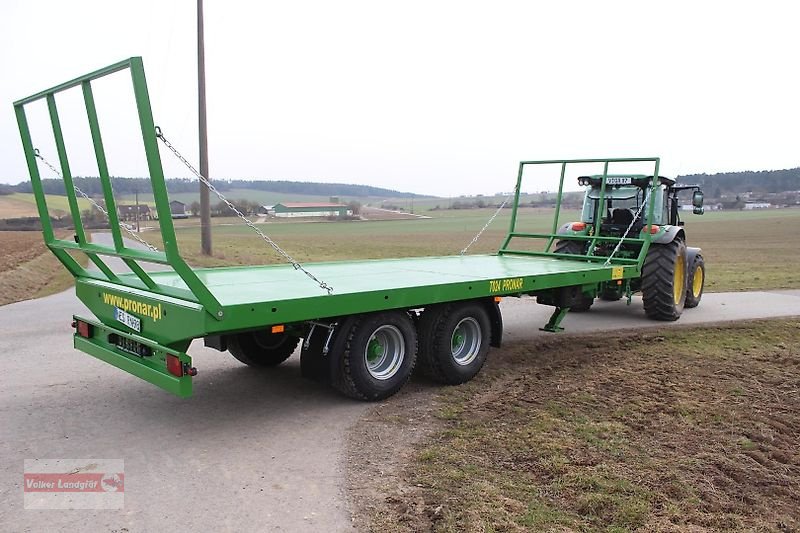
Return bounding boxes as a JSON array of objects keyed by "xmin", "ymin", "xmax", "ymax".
[
  {"xmin": 0, "ymin": 231, "xmax": 80, "ymax": 306},
  {"xmin": 346, "ymin": 319, "xmax": 800, "ymax": 532}
]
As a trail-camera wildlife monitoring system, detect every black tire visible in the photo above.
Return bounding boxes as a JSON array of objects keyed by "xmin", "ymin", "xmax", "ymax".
[
  {"xmin": 228, "ymin": 330, "xmax": 300, "ymax": 367},
  {"xmin": 599, "ymin": 287, "xmax": 622, "ymax": 301},
  {"xmin": 642, "ymin": 239, "xmax": 688, "ymax": 321},
  {"xmin": 331, "ymin": 311, "xmax": 417, "ymax": 401},
  {"xmin": 554, "ymin": 240, "xmax": 594, "ymax": 312},
  {"xmin": 685, "ymin": 253, "xmax": 705, "ymax": 308},
  {"xmin": 417, "ymin": 302, "xmax": 491, "ymax": 385}
]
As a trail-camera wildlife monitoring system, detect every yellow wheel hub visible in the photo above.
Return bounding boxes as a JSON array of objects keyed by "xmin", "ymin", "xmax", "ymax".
[
  {"xmin": 673, "ymin": 255, "xmax": 685, "ymax": 305},
  {"xmin": 692, "ymin": 265, "xmax": 704, "ymax": 298}
]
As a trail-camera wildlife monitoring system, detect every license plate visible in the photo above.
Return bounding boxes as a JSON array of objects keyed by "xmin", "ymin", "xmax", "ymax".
[
  {"xmin": 606, "ymin": 176, "xmax": 632, "ymax": 185},
  {"xmin": 114, "ymin": 307, "xmax": 141, "ymax": 332}
]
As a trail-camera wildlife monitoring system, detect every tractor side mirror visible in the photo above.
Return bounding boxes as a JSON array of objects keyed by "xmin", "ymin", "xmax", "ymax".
[{"xmin": 692, "ymin": 190, "xmax": 704, "ymax": 215}]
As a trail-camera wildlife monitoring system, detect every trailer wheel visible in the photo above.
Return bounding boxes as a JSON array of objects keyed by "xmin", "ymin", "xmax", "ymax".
[
  {"xmin": 642, "ymin": 239, "xmax": 688, "ymax": 321},
  {"xmin": 685, "ymin": 253, "xmax": 705, "ymax": 308},
  {"xmin": 228, "ymin": 330, "xmax": 300, "ymax": 367},
  {"xmin": 554, "ymin": 240, "xmax": 593, "ymax": 311},
  {"xmin": 332, "ymin": 311, "xmax": 417, "ymax": 401},
  {"xmin": 418, "ymin": 302, "xmax": 490, "ymax": 385}
]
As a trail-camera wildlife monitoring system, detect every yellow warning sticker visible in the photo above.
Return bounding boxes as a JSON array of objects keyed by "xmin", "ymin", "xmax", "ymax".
[{"xmin": 612, "ymin": 267, "xmax": 624, "ymax": 280}]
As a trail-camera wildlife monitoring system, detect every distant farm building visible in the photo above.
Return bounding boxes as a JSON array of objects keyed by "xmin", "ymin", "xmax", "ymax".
[
  {"xmin": 117, "ymin": 204, "xmax": 151, "ymax": 221},
  {"xmin": 743, "ymin": 202, "xmax": 771, "ymax": 210},
  {"xmin": 267, "ymin": 202, "xmax": 352, "ymax": 218},
  {"xmin": 169, "ymin": 200, "xmax": 189, "ymax": 219}
]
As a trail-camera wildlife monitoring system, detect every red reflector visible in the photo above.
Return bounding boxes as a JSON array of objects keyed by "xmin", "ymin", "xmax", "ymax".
[
  {"xmin": 571, "ymin": 222, "xmax": 587, "ymax": 231},
  {"xmin": 76, "ymin": 321, "xmax": 92, "ymax": 338},
  {"xmin": 166, "ymin": 354, "xmax": 183, "ymax": 377}
]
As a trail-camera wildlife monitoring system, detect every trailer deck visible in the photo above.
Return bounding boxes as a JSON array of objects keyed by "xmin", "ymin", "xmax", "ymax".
[{"xmin": 137, "ymin": 254, "xmax": 619, "ymax": 306}]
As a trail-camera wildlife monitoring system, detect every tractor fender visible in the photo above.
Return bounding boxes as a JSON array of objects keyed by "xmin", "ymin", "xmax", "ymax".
[
  {"xmin": 652, "ymin": 225, "xmax": 685, "ymax": 244},
  {"xmin": 557, "ymin": 222, "xmax": 573, "ymax": 235},
  {"xmin": 686, "ymin": 246, "xmax": 702, "ymax": 265}
]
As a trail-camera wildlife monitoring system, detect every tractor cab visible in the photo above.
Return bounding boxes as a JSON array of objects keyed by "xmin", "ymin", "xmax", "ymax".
[{"xmin": 578, "ymin": 175, "xmax": 675, "ymax": 232}]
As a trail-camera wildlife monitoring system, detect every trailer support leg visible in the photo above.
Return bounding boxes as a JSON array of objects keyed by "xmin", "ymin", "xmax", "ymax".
[{"xmin": 540, "ymin": 307, "xmax": 569, "ymax": 333}]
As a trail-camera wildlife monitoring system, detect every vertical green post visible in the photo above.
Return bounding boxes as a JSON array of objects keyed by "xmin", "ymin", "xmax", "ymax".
[
  {"xmin": 589, "ymin": 161, "xmax": 610, "ymax": 253},
  {"xmin": 82, "ymin": 80, "xmax": 124, "ymax": 252},
  {"xmin": 500, "ymin": 162, "xmax": 525, "ymax": 252},
  {"xmin": 546, "ymin": 162, "xmax": 568, "ymax": 251},
  {"xmin": 46, "ymin": 94, "xmax": 87, "ymax": 244}
]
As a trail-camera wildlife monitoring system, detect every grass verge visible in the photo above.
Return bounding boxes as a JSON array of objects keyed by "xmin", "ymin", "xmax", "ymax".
[{"xmin": 348, "ymin": 319, "xmax": 800, "ymax": 532}]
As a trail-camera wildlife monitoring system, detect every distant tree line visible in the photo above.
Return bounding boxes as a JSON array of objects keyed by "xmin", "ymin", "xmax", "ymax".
[
  {"xmin": 9, "ymin": 176, "xmax": 418, "ymax": 199},
  {"xmin": 678, "ymin": 168, "xmax": 800, "ymax": 198}
]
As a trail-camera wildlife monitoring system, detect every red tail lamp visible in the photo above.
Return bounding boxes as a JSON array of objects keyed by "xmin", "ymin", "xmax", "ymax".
[
  {"xmin": 166, "ymin": 354, "xmax": 197, "ymax": 377},
  {"xmin": 72, "ymin": 320, "xmax": 92, "ymax": 338},
  {"xmin": 571, "ymin": 222, "xmax": 587, "ymax": 231},
  {"xmin": 166, "ymin": 354, "xmax": 183, "ymax": 377}
]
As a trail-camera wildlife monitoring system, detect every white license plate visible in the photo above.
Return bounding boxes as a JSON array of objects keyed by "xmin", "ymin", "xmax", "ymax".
[
  {"xmin": 606, "ymin": 177, "xmax": 632, "ymax": 185},
  {"xmin": 114, "ymin": 307, "xmax": 141, "ymax": 332}
]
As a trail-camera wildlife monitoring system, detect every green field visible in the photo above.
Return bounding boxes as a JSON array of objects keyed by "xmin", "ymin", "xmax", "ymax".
[
  {"xmin": 131, "ymin": 206, "xmax": 800, "ymax": 292},
  {"xmin": 1, "ymin": 192, "xmax": 91, "ymax": 217}
]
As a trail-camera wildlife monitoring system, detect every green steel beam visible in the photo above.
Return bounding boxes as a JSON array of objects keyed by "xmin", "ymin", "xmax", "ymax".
[
  {"xmin": 82, "ymin": 80, "xmax": 125, "ymax": 252},
  {"xmin": 14, "ymin": 105, "xmax": 56, "ymax": 244}
]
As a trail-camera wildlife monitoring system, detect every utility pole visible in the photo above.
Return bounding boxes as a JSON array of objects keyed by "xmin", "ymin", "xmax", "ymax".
[{"xmin": 198, "ymin": 0, "xmax": 212, "ymax": 255}]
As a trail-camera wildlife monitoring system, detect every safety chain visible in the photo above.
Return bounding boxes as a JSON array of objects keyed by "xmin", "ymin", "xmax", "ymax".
[
  {"xmin": 34, "ymin": 149, "xmax": 160, "ymax": 252},
  {"xmin": 602, "ymin": 188, "xmax": 651, "ymax": 266},
  {"xmin": 155, "ymin": 126, "xmax": 334, "ymax": 295},
  {"xmin": 459, "ymin": 184, "xmax": 519, "ymax": 255}
]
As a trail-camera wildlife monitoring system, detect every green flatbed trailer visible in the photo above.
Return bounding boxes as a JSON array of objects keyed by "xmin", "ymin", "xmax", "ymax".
[{"xmin": 14, "ymin": 57, "xmax": 686, "ymax": 401}]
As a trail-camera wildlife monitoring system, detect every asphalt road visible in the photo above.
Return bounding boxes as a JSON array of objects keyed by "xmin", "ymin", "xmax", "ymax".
[{"xmin": 1, "ymin": 265, "xmax": 798, "ymax": 531}]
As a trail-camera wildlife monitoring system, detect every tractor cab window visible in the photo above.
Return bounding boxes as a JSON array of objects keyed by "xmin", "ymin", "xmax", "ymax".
[{"xmin": 581, "ymin": 185, "xmax": 668, "ymax": 225}]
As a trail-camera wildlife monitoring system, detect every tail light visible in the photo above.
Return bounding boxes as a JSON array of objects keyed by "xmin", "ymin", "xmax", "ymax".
[
  {"xmin": 166, "ymin": 354, "xmax": 183, "ymax": 377},
  {"xmin": 571, "ymin": 222, "xmax": 587, "ymax": 231},
  {"xmin": 166, "ymin": 354, "xmax": 197, "ymax": 377},
  {"xmin": 73, "ymin": 320, "xmax": 92, "ymax": 338}
]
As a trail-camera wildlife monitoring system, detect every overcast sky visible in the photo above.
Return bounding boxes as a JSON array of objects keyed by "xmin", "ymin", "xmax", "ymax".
[{"xmin": 1, "ymin": 0, "xmax": 798, "ymax": 196}]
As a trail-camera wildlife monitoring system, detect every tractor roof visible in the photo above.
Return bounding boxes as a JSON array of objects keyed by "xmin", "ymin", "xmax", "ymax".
[{"xmin": 578, "ymin": 174, "xmax": 676, "ymax": 188}]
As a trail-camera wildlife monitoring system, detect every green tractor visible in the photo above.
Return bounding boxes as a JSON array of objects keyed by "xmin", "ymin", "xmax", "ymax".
[{"xmin": 556, "ymin": 174, "xmax": 706, "ymax": 320}]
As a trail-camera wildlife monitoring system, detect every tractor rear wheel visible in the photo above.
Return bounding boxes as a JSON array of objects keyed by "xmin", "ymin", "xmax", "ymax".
[
  {"xmin": 331, "ymin": 311, "xmax": 417, "ymax": 401},
  {"xmin": 685, "ymin": 253, "xmax": 705, "ymax": 308},
  {"xmin": 554, "ymin": 240, "xmax": 593, "ymax": 312},
  {"xmin": 417, "ymin": 302, "xmax": 491, "ymax": 385},
  {"xmin": 642, "ymin": 239, "xmax": 688, "ymax": 321},
  {"xmin": 228, "ymin": 330, "xmax": 300, "ymax": 367}
]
